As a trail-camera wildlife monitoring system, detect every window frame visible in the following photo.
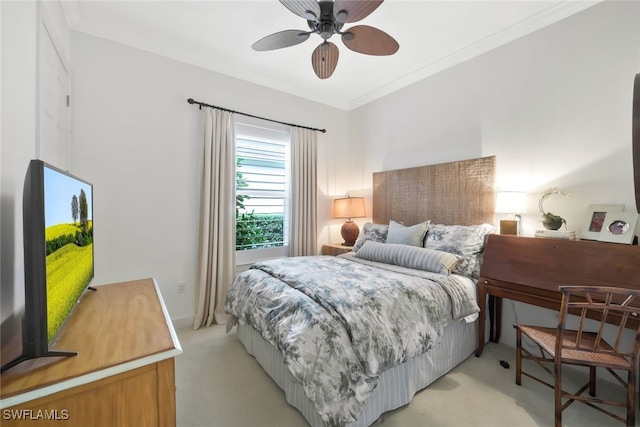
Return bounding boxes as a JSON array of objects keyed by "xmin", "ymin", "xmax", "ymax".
[{"xmin": 234, "ymin": 119, "xmax": 290, "ymax": 266}]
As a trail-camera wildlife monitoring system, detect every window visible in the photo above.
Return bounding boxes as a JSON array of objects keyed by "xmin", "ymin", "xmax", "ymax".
[{"xmin": 235, "ymin": 122, "xmax": 290, "ymax": 260}]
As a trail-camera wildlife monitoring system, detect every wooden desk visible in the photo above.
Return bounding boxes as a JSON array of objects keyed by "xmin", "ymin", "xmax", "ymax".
[
  {"xmin": 476, "ymin": 235, "xmax": 640, "ymax": 357},
  {"xmin": 0, "ymin": 278, "xmax": 182, "ymax": 426}
]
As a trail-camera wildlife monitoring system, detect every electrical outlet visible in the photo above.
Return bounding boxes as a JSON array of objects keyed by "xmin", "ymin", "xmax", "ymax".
[{"xmin": 177, "ymin": 281, "xmax": 187, "ymax": 294}]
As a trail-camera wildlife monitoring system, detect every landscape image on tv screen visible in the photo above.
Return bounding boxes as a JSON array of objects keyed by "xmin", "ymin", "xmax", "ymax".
[{"xmin": 44, "ymin": 166, "xmax": 93, "ymax": 343}]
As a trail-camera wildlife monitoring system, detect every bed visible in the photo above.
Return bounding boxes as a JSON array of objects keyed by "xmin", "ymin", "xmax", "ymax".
[{"xmin": 225, "ymin": 156, "xmax": 496, "ymax": 426}]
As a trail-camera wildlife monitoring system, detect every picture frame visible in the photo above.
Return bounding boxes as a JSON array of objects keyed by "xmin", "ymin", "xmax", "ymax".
[
  {"xmin": 581, "ymin": 204, "xmax": 625, "ymax": 240},
  {"xmin": 598, "ymin": 211, "xmax": 639, "ymax": 244}
]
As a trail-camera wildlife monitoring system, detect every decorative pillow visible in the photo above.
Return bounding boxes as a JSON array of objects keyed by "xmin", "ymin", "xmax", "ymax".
[
  {"xmin": 386, "ymin": 220, "xmax": 430, "ymax": 247},
  {"xmin": 424, "ymin": 223, "xmax": 496, "ymax": 279},
  {"xmin": 352, "ymin": 222, "xmax": 389, "ymax": 252},
  {"xmin": 356, "ymin": 240, "xmax": 461, "ymax": 275}
]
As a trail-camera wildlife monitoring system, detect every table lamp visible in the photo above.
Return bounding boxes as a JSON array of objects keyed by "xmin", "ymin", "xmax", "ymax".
[
  {"xmin": 333, "ymin": 196, "xmax": 366, "ymax": 246},
  {"xmin": 496, "ymin": 191, "xmax": 526, "ymax": 235}
]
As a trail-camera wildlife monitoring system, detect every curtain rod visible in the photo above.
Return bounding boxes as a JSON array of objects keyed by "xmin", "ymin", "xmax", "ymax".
[{"xmin": 187, "ymin": 98, "xmax": 326, "ymax": 133}]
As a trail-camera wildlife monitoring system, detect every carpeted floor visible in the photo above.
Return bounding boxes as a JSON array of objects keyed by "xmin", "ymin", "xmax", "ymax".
[{"xmin": 175, "ymin": 325, "xmax": 631, "ymax": 427}]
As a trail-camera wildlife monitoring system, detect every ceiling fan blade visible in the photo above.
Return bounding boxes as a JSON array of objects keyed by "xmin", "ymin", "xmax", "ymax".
[
  {"xmin": 333, "ymin": 0, "xmax": 383, "ymax": 23},
  {"xmin": 342, "ymin": 25, "xmax": 399, "ymax": 55},
  {"xmin": 279, "ymin": 0, "xmax": 322, "ymax": 21},
  {"xmin": 252, "ymin": 30, "xmax": 310, "ymax": 51},
  {"xmin": 311, "ymin": 42, "xmax": 339, "ymax": 79}
]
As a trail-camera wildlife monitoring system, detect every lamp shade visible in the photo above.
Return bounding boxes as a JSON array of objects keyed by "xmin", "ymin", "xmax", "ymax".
[
  {"xmin": 495, "ymin": 191, "xmax": 526, "ymax": 214},
  {"xmin": 333, "ymin": 197, "xmax": 366, "ymax": 219}
]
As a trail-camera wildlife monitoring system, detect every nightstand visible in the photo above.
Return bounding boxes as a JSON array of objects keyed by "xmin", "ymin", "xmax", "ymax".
[{"xmin": 321, "ymin": 243, "xmax": 353, "ymax": 256}]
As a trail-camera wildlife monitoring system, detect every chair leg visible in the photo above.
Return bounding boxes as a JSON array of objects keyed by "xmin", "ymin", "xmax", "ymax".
[
  {"xmin": 554, "ymin": 360, "xmax": 562, "ymax": 427},
  {"xmin": 589, "ymin": 366, "xmax": 596, "ymax": 397},
  {"xmin": 627, "ymin": 369, "xmax": 635, "ymax": 427},
  {"xmin": 515, "ymin": 327, "xmax": 522, "ymax": 386}
]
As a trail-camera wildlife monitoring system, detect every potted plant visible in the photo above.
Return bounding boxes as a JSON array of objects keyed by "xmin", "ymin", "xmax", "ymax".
[{"xmin": 539, "ymin": 187, "xmax": 570, "ymax": 230}]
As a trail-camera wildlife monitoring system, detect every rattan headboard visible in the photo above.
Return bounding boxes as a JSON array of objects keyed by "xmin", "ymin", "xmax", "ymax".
[{"xmin": 372, "ymin": 156, "xmax": 496, "ymax": 226}]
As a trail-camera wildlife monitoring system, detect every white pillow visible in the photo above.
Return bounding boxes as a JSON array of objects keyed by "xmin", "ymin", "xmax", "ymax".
[
  {"xmin": 385, "ymin": 220, "xmax": 430, "ymax": 247},
  {"xmin": 356, "ymin": 240, "xmax": 461, "ymax": 275}
]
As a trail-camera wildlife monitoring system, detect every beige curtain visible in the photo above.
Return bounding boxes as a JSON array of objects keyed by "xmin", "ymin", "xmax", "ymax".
[
  {"xmin": 289, "ymin": 127, "xmax": 318, "ymax": 256},
  {"xmin": 193, "ymin": 108, "xmax": 236, "ymax": 329}
]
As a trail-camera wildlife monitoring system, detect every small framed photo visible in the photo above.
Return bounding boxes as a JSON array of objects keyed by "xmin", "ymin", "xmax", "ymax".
[
  {"xmin": 581, "ymin": 204, "xmax": 625, "ymax": 240},
  {"xmin": 598, "ymin": 211, "xmax": 639, "ymax": 244}
]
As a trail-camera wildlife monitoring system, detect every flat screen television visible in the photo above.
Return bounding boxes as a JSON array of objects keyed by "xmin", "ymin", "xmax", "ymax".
[{"xmin": 1, "ymin": 160, "xmax": 94, "ymax": 372}]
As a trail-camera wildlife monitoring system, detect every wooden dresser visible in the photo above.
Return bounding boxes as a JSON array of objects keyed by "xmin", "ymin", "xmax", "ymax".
[
  {"xmin": 0, "ymin": 278, "xmax": 182, "ymax": 426},
  {"xmin": 476, "ymin": 235, "xmax": 640, "ymax": 356}
]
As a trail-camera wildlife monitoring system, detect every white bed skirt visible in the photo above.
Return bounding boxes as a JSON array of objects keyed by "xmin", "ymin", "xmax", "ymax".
[{"xmin": 237, "ymin": 318, "xmax": 478, "ymax": 426}]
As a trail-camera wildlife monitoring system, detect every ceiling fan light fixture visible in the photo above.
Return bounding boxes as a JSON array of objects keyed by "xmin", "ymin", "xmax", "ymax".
[
  {"xmin": 303, "ymin": 10, "xmax": 317, "ymax": 21},
  {"xmin": 342, "ymin": 32, "xmax": 354, "ymax": 41},
  {"xmin": 335, "ymin": 10, "xmax": 348, "ymax": 23},
  {"xmin": 319, "ymin": 22, "xmax": 333, "ymax": 40}
]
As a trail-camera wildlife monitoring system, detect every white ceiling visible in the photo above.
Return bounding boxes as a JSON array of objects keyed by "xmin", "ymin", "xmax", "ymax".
[{"xmin": 61, "ymin": 0, "xmax": 601, "ymax": 110}]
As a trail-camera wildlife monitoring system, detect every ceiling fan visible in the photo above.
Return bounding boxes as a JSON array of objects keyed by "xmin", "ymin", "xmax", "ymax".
[{"xmin": 252, "ymin": 0, "xmax": 399, "ymax": 79}]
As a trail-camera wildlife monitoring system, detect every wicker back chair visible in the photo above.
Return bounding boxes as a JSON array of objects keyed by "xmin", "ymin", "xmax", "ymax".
[{"xmin": 514, "ymin": 285, "xmax": 640, "ymax": 427}]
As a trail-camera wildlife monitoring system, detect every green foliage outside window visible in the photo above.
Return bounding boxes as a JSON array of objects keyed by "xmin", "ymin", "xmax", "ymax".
[{"xmin": 236, "ymin": 158, "xmax": 284, "ymax": 250}]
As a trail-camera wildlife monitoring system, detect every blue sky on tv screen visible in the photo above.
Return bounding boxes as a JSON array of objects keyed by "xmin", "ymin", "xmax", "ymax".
[{"xmin": 44, "ymin": 167, "xmax": 93, "ymax": 228}]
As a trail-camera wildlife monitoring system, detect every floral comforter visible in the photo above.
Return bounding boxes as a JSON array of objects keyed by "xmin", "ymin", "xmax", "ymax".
[{"xmin": 224, "ymin": 255, "xmax": 478, "ymax": 426}]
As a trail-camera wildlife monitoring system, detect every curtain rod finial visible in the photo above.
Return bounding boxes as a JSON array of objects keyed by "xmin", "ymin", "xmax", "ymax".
[{"xmin": 187, "ymin": 98, "xmax": 195, "ymax": 104}]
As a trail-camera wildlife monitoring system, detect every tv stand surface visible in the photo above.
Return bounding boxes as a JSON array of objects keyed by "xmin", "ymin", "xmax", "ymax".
[
  {"xmin": 0, "ymin": 278, "xmax": 182, "ymax": 426},
  {"xmin": 0, "ymin": 349, "xmax": 77, "ymax": 374}
]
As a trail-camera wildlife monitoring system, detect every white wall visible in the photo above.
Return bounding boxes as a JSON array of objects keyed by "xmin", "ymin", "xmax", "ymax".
[
  {"xmin": 0, "ymin": 0, "xmax": 71, "ymax": 350},
  {"xmin": 69, "ymin": 32, "xmax": 349, "ymax": 327},
  {"xmin": 348, "ymin": 0, "xmax": 640, "ymax": 346},
  {"xmin": 1, "ymin": 1, "xmax": 39, "ymax": 345}
]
